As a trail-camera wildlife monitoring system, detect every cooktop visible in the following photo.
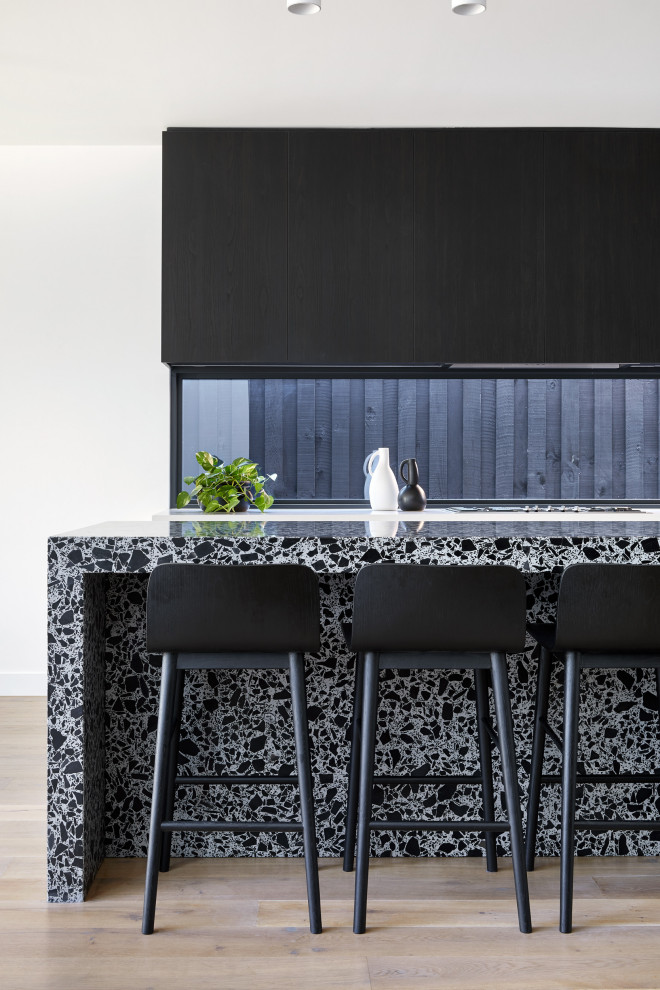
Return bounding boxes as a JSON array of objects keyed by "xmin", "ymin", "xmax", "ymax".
[{"xmin": 447, "ymin": 504, "xmax": 647, "ymax": 513}]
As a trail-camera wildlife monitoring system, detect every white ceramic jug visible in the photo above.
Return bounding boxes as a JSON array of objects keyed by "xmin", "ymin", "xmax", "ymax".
[{"xmin": 367, "ymin": 447, "xmax": 399, "ymax": 511}]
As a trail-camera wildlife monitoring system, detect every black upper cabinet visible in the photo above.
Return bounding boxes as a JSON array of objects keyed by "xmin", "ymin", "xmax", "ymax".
[
  {"xmin": 545, "ymin": 130, "xmax": 660, "ymax": 363},
  {"xmin": 288, "ymin": 130, "xmax": 414, "ymax": 363},
  {"xmin": 414, "ymin": 130, "xmax": 545, "ymax": 363},
  {"xmin": 161, "ymin": 129, "xmax": 288, "ymax": 364},
  {"xmin": 161, "ymin": 127, "xmax": 660, "ymax": 367}
]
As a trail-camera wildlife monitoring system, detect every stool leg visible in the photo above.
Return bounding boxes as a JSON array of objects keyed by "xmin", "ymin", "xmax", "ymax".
[
  {"xmin": 353, "ymin": 651, "xmax": 379, "ymax": 935},
  {"xmin": 289, "ymin": 652, "xmax": 322, "ymax": 935},
  {"xmin": 490, "ymin": 652, "xmax": 532, "ymax": 935},
  {"xmin": 142, "ymin": 652, "xmax": 178, "ymax": 935},
  {"xmin": 474, "ymin": 669, "xmax": 497, "ymax": 873},
  {"xmin": 343, "ymin": 652, "xmax": 364, "ymax": 872},
  {"xmin": 160, "ymin": 668, "xmax": 185, "ymax": 873},
  {"xmin": 560, "ymin": 651, "xmax": 580, "ymax": 934},
  {"xmin": 526, "ymin": 646, "xmax": 552, "ymax": 871}
]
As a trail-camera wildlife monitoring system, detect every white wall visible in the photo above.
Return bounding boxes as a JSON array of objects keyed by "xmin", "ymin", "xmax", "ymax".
[{"xmin": 0, "ymin": 147, "xmax": 167, "ymax": 694}]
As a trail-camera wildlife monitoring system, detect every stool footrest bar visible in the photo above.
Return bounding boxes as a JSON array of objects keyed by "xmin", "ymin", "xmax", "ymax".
[
  {"xmin": 175, "ymin": 775, "xmax": 299, "ymax": 786},
  {"xmin": 160, "ymin": 820, "xmax": 304, "ymax": 833},
  {"xmin": 369, "ymin": 819, "xmax": 510, "ymax": 832},
  {"xmin": 540, "ymin": 716, "xmax": 564, "ymax": 753},
  {"xmin": 483, "ymin": 721, "xmax": 500, "ymax": 749},
  {"xmin": 541, "ymin": 773, "xmax": 660, "ymax": 785},
  {"xmin": 573, "ymin": 819, "xmax": 660, "ymax": 832}
]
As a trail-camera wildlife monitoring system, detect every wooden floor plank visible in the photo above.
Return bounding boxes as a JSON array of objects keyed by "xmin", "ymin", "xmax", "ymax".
[
  {"xmin": 0, "ymin": 954, "xmax": 372, "ymax": 990},
  {"xmin": 593, "ymin": 874, "xmax": 660, "ymax": 898},
  {"xmin": 368, "ymin": 954, "xmax": 660, "ymax": 990}
]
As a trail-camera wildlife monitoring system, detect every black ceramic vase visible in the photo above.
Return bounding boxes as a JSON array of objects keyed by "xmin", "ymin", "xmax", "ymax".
[{"xmin": 398, "ymin": 458, "xmax": 427, "ymax": 511}]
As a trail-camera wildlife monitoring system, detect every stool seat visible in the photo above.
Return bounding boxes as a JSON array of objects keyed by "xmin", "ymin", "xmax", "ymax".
[
  {"xmin": 344, "ymin": 563, "xmax": 532, "ymax": 936},
  {"xmin": 141, "ymin": 564, "xmax": 322, "ymax": 935},
  {"xmin": 526, "ymin": 562, "xmax": 660, "ymax": 934}
]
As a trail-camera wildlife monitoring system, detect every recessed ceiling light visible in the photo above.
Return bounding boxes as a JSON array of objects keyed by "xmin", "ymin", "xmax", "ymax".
[
  {"xmin": 452, "ymin": 1, "xmax": 487, "ymax": 13},
  {"xmin": 288, "ymin": 1, "xmax": 322, "ymax": 13}
]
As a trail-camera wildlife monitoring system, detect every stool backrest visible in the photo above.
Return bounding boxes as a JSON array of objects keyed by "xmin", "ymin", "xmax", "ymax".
[
  {"xmin": 555, "ymin": 563, "xmax": 660, "ymax": 651},
  {"xmin": 350, "ymin": 564, "xmax": 527, "ymax": 652},
  {"xmin": 147, "ymin": 564, "xmax": 320, "ymax": 653}
]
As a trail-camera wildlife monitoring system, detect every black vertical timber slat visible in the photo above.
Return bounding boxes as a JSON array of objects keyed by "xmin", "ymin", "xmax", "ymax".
[
  {"xmin": 265, "ymin": 379, "xmax": 285, "ymax": 498},
  {"xmin": 397, "ymin": 379, "xmax": 417, "ymax": 477},
  {"xmin": 527, "ymin": 379, "xmax": 547, "ymax": 500},
  {"xmin": 513, "ymin": 379, "xmax": 528, "ymax": 499},
  {"xmin": 315, "ymin": 380, "xmax": 332, "ymax": 499},
  {"xmin": 560, "ymin": 379, "xmax": 580, "ymax": 501},
  {"xmin": 429, "ymin": 379, "xmax": 448, "ymax": 500},
  {"xmin": 331, "ymin": 380, "xmax": 351, "ymax": 499},
  {"xmin": 612, "ymin": 379, "xmax": 626, "ymax": 501},
  {"xmin": 383, "ymin": 380, "xmax": 399, "ymax": 460},
  {"xmin": 625, "ymin": 379, "xmax": 645, "ymax": 501},
  {"xmin": 643, "ymin": 380, "xmax": 658, "ymax": 500},
  {"xmin": 462, "ymin": 379, "xmax": 482, "ymax": 500},
  {"xmin": 545, "ymin": 380, "xmax": 561, "ymax": 499},
  {"xmin": 447, "ymin": 380, "xmax": 464, "ymax": 499},
  {"xmin": 415, "ymin": 379, "xmax": 430, "ymax": 497},
  {"xmin": 365, "ymin": 379, "xmax": 384, "ymax": 463},
  {"xmin": 578, "ymin": 379, "xmax": 595, "ymax": 500},
  {"xmin": 297, "ymin": 380, "xmax": 316, "ymax": 499},
  {"xmin": 480, "ymin": 380, "xmax": 496, "ymax": 501},
  {"xmin": 594, "ymin": 379, "xmax": 613, "ymax": 500},
  {"xmin": 496, "ymin": 380, "xmax": 514, "ymax": 499},
  {"xmin": 282, "ymin": 379, "xmax": 298, "ymax": 499},
  {"xmin": 349, "ymin": 379, "xmax": 366, "ymax": 498},
  {"xmin": 248, "ymin": 380, "xmax": 266, "ymax": 477}
]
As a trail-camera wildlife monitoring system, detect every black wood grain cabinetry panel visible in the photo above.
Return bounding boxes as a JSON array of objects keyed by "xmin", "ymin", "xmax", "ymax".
[
  {"xmin": 162, "ymin": 129, "xmax": 287, "ymax": 363},
  {"xmin": 414, "ymin": 130, "xmax": 545, "ymax": 363},
  {"xmin": 545, "ymin": 130, "xmax": 660, "ymax": 363},
  {"xmin": 288, "ymin": 130, "xmax": 414, "ymax": 363}
]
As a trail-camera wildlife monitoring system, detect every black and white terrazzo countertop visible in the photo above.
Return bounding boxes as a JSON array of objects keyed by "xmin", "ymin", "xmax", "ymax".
[{"xmin": 47, "ymin": 515, "xmax": 660, "ymax": 902}]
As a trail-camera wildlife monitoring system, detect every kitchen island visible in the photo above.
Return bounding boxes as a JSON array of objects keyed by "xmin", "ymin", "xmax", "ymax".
[{"xmin": 48, "ymin": 515, "xmax": 660, "ymax": 902}]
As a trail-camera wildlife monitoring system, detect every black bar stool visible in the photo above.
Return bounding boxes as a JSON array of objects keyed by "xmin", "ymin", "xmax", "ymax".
[
  {"xmin": 342, "ymin": 563, "xmax": 532, "ymax": 935},
  {"xmin": 526, "ymin": 563, "xmax": 660, "ymax": 933},
  {"xmin": 142, "ymin": 563, "xmax": 322, "ymax": 935}
]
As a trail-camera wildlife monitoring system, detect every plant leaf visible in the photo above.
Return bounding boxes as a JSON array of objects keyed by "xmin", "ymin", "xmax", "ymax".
[
  {"xmin": 176, "ymin": 491, "xmax": 191, "ymax": 508},
  {"xmin": 254, "ymin": 492, "xmax": 274, "ymax": 512},
  {"xmin": 196, "ymin": 451, "xmax": 216, "ymax": 471}
]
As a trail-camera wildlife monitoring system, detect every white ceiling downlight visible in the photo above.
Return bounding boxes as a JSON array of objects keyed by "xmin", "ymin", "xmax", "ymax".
[
  {"xmin": 288, "ymin": 1, "xmax": 322, "ymax": 13},
  {"xmin": 452, "ymin": 1, "xmax": 487, "ymax": 13}
]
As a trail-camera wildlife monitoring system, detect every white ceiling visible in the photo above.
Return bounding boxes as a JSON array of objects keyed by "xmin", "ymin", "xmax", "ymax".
[{"xmin": 2, "ymin": 0, "xmax": 659, "ymax": 144}]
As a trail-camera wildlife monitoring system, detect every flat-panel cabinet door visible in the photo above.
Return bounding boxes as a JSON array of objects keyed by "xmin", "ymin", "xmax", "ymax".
[
  {"xmin": 545, "ymin": 130, "xmax": 660, "ymax": 363},
  {"xmin": 415, "ymin": 130, "xmax": 544, "ymax": 364},
  {"xmin": 162, "ymin": 129, "xmax": 288, "ymax": 364},
  {"xmin": 288, "ymin": 130, "xmax": 414, "ymax": 363}
]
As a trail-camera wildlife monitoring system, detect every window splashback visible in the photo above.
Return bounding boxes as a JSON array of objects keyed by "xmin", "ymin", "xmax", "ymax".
[{"xmin": 179, "ymin": 377, "xmax": 660, "ymax": 502}]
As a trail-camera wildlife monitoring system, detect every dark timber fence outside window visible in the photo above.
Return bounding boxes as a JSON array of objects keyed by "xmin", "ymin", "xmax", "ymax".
[{"xmin": 178, "ymin": 377, "xmax": 660, "ymax": 503}]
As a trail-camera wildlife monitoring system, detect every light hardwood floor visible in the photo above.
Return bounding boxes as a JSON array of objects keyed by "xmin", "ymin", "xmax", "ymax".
[{"xmin": 2, "ymin": 697, "xmax": 660, "ymax": 990}]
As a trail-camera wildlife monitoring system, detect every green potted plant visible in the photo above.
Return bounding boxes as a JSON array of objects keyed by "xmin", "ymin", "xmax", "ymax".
[{"xmin": 176, "ymin": 452, "xmax": 275, "ymax": 513}]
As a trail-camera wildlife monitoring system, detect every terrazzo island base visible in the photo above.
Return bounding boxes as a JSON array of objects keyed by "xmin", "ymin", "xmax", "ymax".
[{"xmin": 48, "ymin": 516, "xmax": 660, "ymax": 902}]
